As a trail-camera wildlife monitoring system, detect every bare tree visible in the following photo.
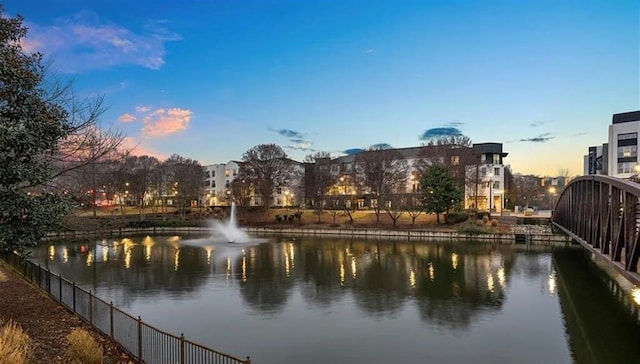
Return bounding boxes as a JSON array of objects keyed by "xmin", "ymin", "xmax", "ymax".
[
  {"xmin": 304, "ymin": 152, "xmax": 336, "ymax": 223},
  {"xmin": 355, "ymin": 147, "xmax": 409, "ymax": 223},
  {"xmin": 163, "ymin": 154, "xmax": 204, "ymax": 217},
  {"xmin": 230, "ymin": 173, "xmax": 252, "ymax": 207},
  {"xmin": 126, "ymin": 155, "xmax": 161, "ymax": 219},
  {"xmin": 384, "ymin": 193, "xmax": 406, "ymax": 227},
  {"xmin": 403, "ymin": 193, "xmax": 424, "ymax": 225},
  {"xmin": 415, "ymin": 135, "xmax": 474, "ymax": 188},
  {"xmin": 241, "ymin": 144, "xmax": 293, "ymax": 209}
]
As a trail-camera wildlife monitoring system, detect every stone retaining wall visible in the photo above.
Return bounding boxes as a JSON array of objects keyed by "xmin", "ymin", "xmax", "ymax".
[{"xmin": 46, "ymin": 226, "xmax": 570, "ymax": 244}]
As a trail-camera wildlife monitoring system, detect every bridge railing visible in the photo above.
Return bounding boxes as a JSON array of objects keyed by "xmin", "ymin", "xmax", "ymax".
[
  {"xmin": 552, "ymin": 175, "xmax": 640, "ymax": 284},
  {"xmin": 1, "ymin": 252, "xmax": 251, "ymax": 364}
]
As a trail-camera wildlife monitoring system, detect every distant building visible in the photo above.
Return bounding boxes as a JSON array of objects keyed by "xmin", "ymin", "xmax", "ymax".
[
  {"xmin": 203, "ymin": 161, "xmax": 240, "ymax": 206},
  {"xmin": 464, "ymin": 143, "xmax": 508, "ymax": 212},
  {"xmin": 585, "ymin": 110, "xmax": 640, "ymax": 178}
]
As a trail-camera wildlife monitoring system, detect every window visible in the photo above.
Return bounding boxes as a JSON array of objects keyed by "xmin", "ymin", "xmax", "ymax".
[
  {"xmin": 225, "ymin": 181, "xmax": 230, "ymax": 188},
  {"xmin": 212, "ymin": 181, "xmax": 216, "ymax": 188},
  {"xmin": 480, "ymin": 167, "xmax": 486, "ymax": 178},
  {"xmin": 451, "ymin": 156, "xmax": 459, "ymax": 165},
  {"xmin": 617, "ymin": 162, "xmax": 636, "ymax": 174},
  {"xmin": 211, "ymin": 171, "xmax": 215, "ymax": 177},
  {"xmin": 480, "ymin": 154, "xmax": 486, "ymax": 163},
  {"xmin": 618, "ymin": 132, "xmax": 638, "ymax": 140},
  {"xmin": 494, "ymin": 167, "xmax": 500, "ymax": 176},
  {"xmin": 205, "ymin": 171, "xmax": 210, "ymax": 178},
  {"xmin": 225, "ymin": 170, "xmax": 230, "ymax": 177},
  {"xmin": 233, "ymin": 169, "xmax": 238, "ymax": 176},
  {"xmin": 277, "ymin": 187, "xmax": 282, "ymax": 194},
  {"xmin": 493, "ymin": 181, "xmax": 500, "ymax": 189},
  {"xmin": 493, "ymin": 154, "xmax": 500, "ymax": 164},
  {"xmin": 617, "ymin": 145, "xmax": 637, "ymax": 158}
]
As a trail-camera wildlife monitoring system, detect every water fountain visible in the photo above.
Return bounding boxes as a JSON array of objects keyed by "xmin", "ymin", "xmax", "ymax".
[{"xmin": 211, "ymin": 202, "xmax": 250, "ymax": 243}]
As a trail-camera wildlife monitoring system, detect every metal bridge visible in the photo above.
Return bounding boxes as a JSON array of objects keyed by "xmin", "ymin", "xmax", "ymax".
[{"xmin": 552, "ymin": 175, "xmax": 640, "ymax": 286}]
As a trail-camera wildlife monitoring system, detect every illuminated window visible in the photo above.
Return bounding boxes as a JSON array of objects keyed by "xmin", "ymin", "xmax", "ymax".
[
  {"xmin": 451, "ymin": 156, "xmax": 459, "ymax": 165},
  {"xmin": 617, "ymin": 145, "xmax": 637, "ymax": 158}
]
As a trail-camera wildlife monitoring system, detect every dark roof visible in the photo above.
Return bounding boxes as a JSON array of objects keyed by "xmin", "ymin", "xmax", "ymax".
[{"xmin": 613, "ymin": 111, "xmax": 640, "ymax": 124}]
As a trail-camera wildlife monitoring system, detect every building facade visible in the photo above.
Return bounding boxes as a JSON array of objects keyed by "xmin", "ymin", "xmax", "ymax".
[
  {"xmin": 585, "ymin": 110, "xmax": 640, "ymax": 178},
  {"xmin": 464, "ymin": 143, "xmax": 508, "ymax": 213}
]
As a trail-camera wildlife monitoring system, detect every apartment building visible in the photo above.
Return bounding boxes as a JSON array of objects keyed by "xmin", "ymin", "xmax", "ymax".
[
  {"xmin": 464, "ymin": 143, "xmax": 508, "ymax": 212},
  {"xmin": 203, "ymin": 161, "xmax": 240, "ymax": 206},
  {"xmin": 584, "ymin": 110, "xmax": 640, "ymax": 178},
  {"xmin": 203, "ymin": 159, "xmax": 304, "ymax": 207}
]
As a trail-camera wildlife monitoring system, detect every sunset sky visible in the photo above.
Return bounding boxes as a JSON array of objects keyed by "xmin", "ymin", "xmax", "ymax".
[{"xmin": 4, "ymin": 0, "xmax": 638, "ymax": 176}]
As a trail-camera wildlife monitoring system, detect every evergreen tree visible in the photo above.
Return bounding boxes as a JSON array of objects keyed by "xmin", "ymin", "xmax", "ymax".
[
  {"xmin": 420, "ymin": 163, "xmax": 463, "ymax": 224},
  {"xmin": 0, "ymin": 8, "xmax": 71, "ymax": 254}
]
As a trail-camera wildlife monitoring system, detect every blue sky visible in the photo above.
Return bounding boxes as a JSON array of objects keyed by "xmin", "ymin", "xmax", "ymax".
[{"xmin": 4, "ymin": 0, "xmax": 639, "ymax": 176}]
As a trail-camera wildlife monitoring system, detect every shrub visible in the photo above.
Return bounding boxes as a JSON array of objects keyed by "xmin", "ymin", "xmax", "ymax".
[
  {"xmin": 476, "ymin": 211, "xmax": 491, "ymax": 221},
  {"xmin": 482, "ymin": 215, "xmax": 489, "ymax": 223},
  {"xmin": 445, "ymin": 212, "xmax": 469, "ymax": 225},
  {"xmin": 475, "ymin": 219, "xmax": 484, "ymax": 227},
  {"xmin": 458, "ymin": 226, "xmax": 488, "ymax": 235},
  {"xmin": 66, "ymin": 328, "xmax": 103, "ymax": 364},
  {"xmin": 490, "ymin": 219, "xmax": 499, "ymax": 227},
  {"xmin": 0, "ymin": 320, "xmax": 32, "ymax": 364}
]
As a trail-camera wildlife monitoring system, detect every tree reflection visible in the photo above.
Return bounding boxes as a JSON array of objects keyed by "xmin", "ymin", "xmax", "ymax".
[
  {"xmin": 35, "ymin": 236, "xmax": 518, "ymax": 324},
  {"xmin": 238, "ymin": 242, "xmax": 295, "ymax": 314}
]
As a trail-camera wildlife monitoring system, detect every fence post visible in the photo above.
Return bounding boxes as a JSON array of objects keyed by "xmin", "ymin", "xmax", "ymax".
[
  {"xmin": 58, "ymin": 273, "xmax": 62, "ymax": 301},
  {"xmin": 37, "ymin": 263, "xmax": 41, "ymax": 288},
  {"xmin": 137, "ymin": 316, "xmax": 143, "ymax": 361},
  {"xmin": 179, "ymin": 333, "xmax": 185, "ymax": 364},
  {"xmin": 109, "ymin": 301, "xmax": 114, "ymax": 338},
  {"xmin": 88, "ymin": 291, "xmax": 93, "ymax": 324},
  {"xmin": 72, "ymin": 282, "xmax": 77, "ymax": 312},
  {"xmin": 47, "ymin": 268, "xmax": 51, "ymax": 295}
]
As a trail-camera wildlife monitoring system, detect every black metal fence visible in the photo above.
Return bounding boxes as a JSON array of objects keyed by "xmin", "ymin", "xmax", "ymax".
[{"xmin": 1, "ymin": 253, "xmax": 251, "ymax": 364}]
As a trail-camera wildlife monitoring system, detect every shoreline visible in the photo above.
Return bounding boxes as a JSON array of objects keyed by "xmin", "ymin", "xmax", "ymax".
[{"xmin": 46, "ymin": 225, "xmax": 570, "ymax": 244}]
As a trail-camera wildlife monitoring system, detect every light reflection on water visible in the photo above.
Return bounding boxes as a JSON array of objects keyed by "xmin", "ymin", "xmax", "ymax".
[{"xmin": 31, "ymin": 236, "xmax": 640, "ymax": 364}]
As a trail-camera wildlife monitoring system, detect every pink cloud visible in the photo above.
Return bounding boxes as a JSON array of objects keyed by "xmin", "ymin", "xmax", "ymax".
[
  {"xmin": 142, "ymin": 108, "xmax": 192, "ymax": 137},
  {"xmin": 19, "ymin": 38, "xmax": 41, "ymax": 53},
  {"xmin": 117, "ymin": 113, "xmax": 136, "ymax": 123},
  {"xmin": 121, "ymin": 137, "xmax": 167, "ymax": 160}
]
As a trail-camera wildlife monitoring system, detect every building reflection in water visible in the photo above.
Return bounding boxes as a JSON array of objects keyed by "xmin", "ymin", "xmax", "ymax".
[{"xmin": 35, "ymin": 236, "xmax": 564, "ymax": 326}]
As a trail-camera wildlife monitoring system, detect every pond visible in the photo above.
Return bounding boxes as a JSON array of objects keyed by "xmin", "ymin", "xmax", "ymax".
[{"xmin": 31, "ymin": 235, "xmax": 640, "ymax": 364}]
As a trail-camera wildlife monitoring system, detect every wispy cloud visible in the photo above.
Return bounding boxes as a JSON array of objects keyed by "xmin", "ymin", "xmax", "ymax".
[
  {"xmin": 275, "ymin": 129, "xmax": 304, "ymax": 139},
  {"xmin": 447, "ymin": 121, "xmax": 464, "ymax": 128},
  {"xmin": 23, "ymin": 11, "xmax": 180, "ymax": 72},
  {"xmin": 365, "ymin": 48, "xmax": 375, "ymax": 54},
  {"xmin": 117, "ymin": 113, "xmax": 136, "ymax": 123},
  {"xmin": 135, "ymin": 106, "xmax": 150, "ymax": 113},
  {"xmin": 530, "ymin": 120, "xmax": 548, "ymax": 127},
  {"xmin": 419, "ymin": 127, "xmax": 463, "ymax": 141},
  {"xmin": 270, "ymin": 128, "xmax": 315, "ymax": 152},
  {"xmin": 569, "ymin": 131, "xmax": 588, "ymax": 137},
  {"xmin": 519, "ymin": 132, "xmax": 554, "ymax": 143}
]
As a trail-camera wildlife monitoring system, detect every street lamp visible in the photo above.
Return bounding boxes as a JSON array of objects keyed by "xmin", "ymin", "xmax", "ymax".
[
  {"xmin": 488, "ymin": 173, "xmax": 493, "ymax": 214},
  {"xmin": 549, "ymin": 186, "xmax": 557, "ymax": 211},
  {"xmin": 340, "ymin": 176, "xmax": 347, "ymax": 194}
]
